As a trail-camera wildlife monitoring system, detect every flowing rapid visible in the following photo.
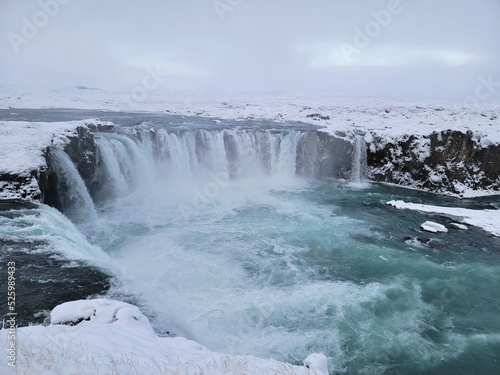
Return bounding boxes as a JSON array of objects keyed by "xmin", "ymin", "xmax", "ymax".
[{"xmin": 1, "ymin": 110, "xmax": 499, "ymax": 375}]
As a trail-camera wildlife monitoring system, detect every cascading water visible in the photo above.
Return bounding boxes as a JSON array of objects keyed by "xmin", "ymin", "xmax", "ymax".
[
  {"xmin": 46, "ymin": 148, "xmax": 98, "ymax": 222},
  {"xmin": 95, "ymin": 134, "xmax": 150, "ymax": 198},
  {"xmin": 95, "ymin": 137, "xmax": 132, "ymax": 198},
  {"xmin": 350, "ymin": 132, "xmax": 367, "ymax": 184},
  {"xmin": 89, "ymin": 126, "xmax": 353, "ymax": 201},
  {"xmin": 134, "ymin": 128, "xmax": 306, "ymax": 180}
]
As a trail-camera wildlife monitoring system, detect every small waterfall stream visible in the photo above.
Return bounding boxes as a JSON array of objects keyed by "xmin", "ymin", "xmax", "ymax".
[{"xmin": 350, "ymin": 132, "xmax": 367, "ymax": 184}]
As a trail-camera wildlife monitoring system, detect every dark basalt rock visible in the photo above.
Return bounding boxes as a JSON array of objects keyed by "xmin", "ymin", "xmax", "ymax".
[
  {"xmin": 367, "ymin": 130, "xmax": 500, "ymax": 196},
  {"xmin": 0, "ymin": 170, "xmax": 47, "ymax": 201},
  {"xmin": 306, "ymin": 113, "xmax": 331, "ymax": 121},
  {"xmin": 296, "ymin": 131, "xmax": 352, "ymax": 178},
  {"xmin": 84, "ymin": 119, "xmax": 115, "ymax": 132},
  {"xmin": 63, "ymin": 127, "xmax": 100, "ymax": 189},
  {"xmin": 60, "ymin": 126, "xmax": 110, "ymax": 201},
  {"xmin": 43, "ymin": 125, "xmax": 117, "ymax": 205}
]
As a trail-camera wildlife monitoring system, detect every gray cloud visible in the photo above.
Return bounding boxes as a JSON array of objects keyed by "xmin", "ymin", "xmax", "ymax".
[{"xmin": 1, "ymin": 0, "xmax": 499, "ymax": 98}]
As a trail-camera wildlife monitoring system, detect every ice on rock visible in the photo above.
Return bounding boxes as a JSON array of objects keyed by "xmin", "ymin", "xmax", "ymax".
[
  {"xmin": 451, "ymin": 223, "xmax": 468, "ymax": 230},
  {"xmin": 421, "ymin": 221, "xmax": 448, "ymax": 233}
]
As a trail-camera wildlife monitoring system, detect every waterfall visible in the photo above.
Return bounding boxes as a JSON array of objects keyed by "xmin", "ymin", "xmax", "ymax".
[
  {"xmin": 96, "ymin": 135, "xmax": 137, "ymax": 197},
  {"xmin": 47, "ymin": 148, "xmax": 97, "ymax": 222},
  {"xmin": 350, "ymin": 133, "xmax": 367, "ymax": 184},
  {"xmin": 46, "ymin": 126, "xmax": 353, "ymax": 218},
  {"xmin": 132, "ymin": 128, "xmax": 305, "ymax": 180}
]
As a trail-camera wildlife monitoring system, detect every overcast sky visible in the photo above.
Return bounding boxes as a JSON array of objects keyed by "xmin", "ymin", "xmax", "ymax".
[{"xmin": 1, "ymin": 0, "xmax": 499, "ymax": 98}]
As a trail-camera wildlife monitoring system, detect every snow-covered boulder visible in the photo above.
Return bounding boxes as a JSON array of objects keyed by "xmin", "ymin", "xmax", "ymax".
[
  {"xmin": 421, "ymin": 221, "xmax": 448, "ymax": 233},
  {"xmin": 51, "ymin": 298, "xmax": 153, "ymax": 330}
]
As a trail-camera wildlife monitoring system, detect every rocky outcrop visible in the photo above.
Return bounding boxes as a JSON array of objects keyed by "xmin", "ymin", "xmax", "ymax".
[
  {"xmin": 0, "ymin": 170, "xmax": 47, "ymax": 201},
  {"xmin": 367, "ymin": 130, "xmax": 500, "ymax": 196},
  {"xmin": 296, "ymin": 131, "xmax": 352, "ymax": 178},
  {"xmin": 0, "ymin": 125, "xmax": 109, "ymax": 205},
  {"xmin": 60, "ymin": 126, "xmax": 106, "ymax": 199}
]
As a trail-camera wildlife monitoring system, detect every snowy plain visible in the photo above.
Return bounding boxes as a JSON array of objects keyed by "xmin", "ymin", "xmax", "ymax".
[
  {"xmin": 1, "ymin": 85, "xmax": 499, "ymax": 144},
  {"xmin": 0, "ymin": 121, "xmax": 80, "ymax": 175}
]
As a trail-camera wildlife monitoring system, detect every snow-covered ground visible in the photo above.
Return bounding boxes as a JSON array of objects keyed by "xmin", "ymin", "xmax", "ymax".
[
  {"xmin": 0, "ymin": 119, "xmax": 113, "ymax": 200},
  {"xmin": 387, "ymin": 200, "xmax": 500, "ymax": 237},
  {"xmin": 0, "ymin": 299, "xmax": 327, "ymax": 375},
  {"xmin": 0, "ymin": 121, "xmax": 80, "ymax": 176},
  {"xmin": 0, "ymin": 119, "xmax": 112, "ymax": 176},
  {"xmin": 1, "ymin": 85, "xmax": 499, "ymax": 144}
]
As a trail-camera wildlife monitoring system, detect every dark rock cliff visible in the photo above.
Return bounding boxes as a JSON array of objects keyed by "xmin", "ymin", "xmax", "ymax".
[
  {"xmin": 61, "ymin": 126, "xmax": 108, "ymax": 200},
  {"xmin": 297, "ymin": 131, "xmax": 352, "ymax": 178},
  {"xmin": 0, "ymin": 170, "xmax": 47, "ymax": 201},
  {"xmin": 367, "ymin": 130, "xmax": 500, "ymax": 196}
]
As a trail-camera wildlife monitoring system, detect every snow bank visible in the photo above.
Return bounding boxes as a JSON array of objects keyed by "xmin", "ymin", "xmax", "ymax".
[
  {"xmin": 304, "ymin": 353, "xmax": 329, "ymax": 375},
  {"xmin": 0, "ymin": 121, "xmax": 79, "ymax": 175},
  {"xmin": 0, "ymin": 299, "xmax": 327, "ymax": 375},
  {"xmin": 387, "ymin": 200, "xmax": 500, "ymax": 237}
]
